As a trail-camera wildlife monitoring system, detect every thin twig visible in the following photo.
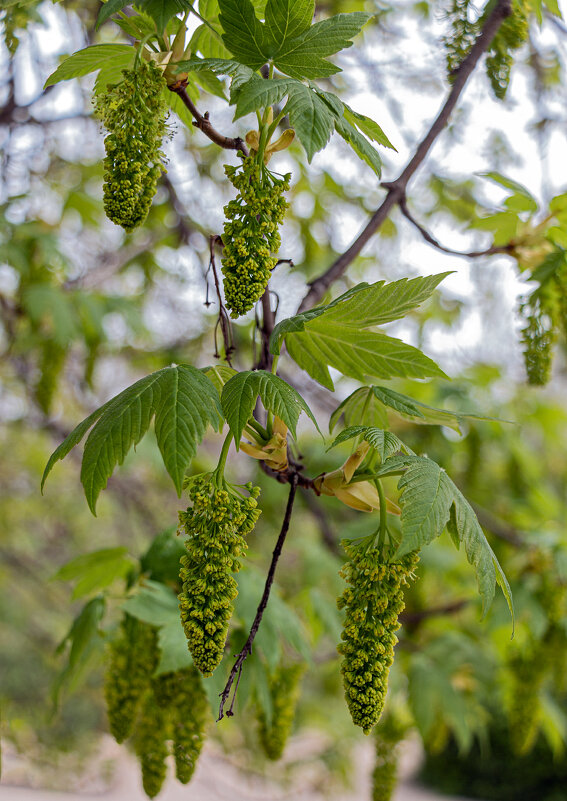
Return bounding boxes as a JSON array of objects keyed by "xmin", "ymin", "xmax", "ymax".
[
  {"xmin": 168, "ymin": 82, "xmax": 249, "ymax": 155},
  {"xmin": 256, "ymin": 286, "xmax": 275, "ymax": 370},
  {"xmin": 399, "ymin": 599, "xmax": 470, "ymax": 625},
  {"xmin": 218, "ymin": 475, "xmax": 299, "ymax": 721},
  {"xmin": 398, "ymin": 197, "xmax": 514, "ymax": 258},
  {"xmin": 208, "ymin": 235, "xmax": 234, "ymax": 366},
  {"xmin": 298, "ymin": 0, "xmax": 513, "ymax": 312}
]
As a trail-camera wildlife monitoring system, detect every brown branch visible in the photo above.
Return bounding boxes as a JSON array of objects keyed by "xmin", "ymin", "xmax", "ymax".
[
  {"xmin": 298, "ymin": 0, "xmax": 513, "ymax": 312},
  {"xmin": 218, "ymin": 475, "xmax": 299, "ymax": 721},
  {"xmin": 398, "ymin": 197, "xmax": 515, "ymax": 258},
  {"xmin": 168, "ymin": 83, "xmax": 249, "ymax": 155}
]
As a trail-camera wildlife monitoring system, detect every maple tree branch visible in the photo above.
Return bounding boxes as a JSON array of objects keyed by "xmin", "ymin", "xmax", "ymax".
[
  {"xmin": 218, "ymin": 474, "xmax": 299, "ymax": 721},
  {"xmin": 398, "ymin": 197, "xmax": 514, "ymax": 258},
  {"xmin": 168, "ymin": 83, "xmax": 249, "ymax": 155},
  {"xmin": 298, "ymin": 0, "xmax": 513, "ymax": 312}
]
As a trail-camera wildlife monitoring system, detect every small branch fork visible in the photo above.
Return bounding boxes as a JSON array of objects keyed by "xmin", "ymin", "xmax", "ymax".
[
  {"xmin": 217, "ymin": 474, "xmax": 299, "ymax": 721},
  {"xmin": 169, "ymin": 81, "xmax": 249, "ymax": 155},
  {"xmin": 206, "ymin": 235, "xmax": 234, "ymax": 366},
  {"xmin": 398, "ymin": 197, "xmax": 515, "ymax": 259},
  {"xmin": 298, "ymin": 0, "xmax": 513, "ymax": 312}
]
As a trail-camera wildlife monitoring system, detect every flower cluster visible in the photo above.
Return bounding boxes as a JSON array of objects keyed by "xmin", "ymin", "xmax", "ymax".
[
  {"xmin": 94, "ymin": 60, "xmax": 168, "ymax": 232},
  {"xmin": 337, "ymin": 540, "xmax": 419, "ymax": 734},
  {"xmin": 153, "ymin": 666, "xmax": 209, "ymax": 784},
  {"xmin": 178, "ymin": 474, "xmax": 261, "ymax": 676},
  {"xmin": 257, "ymin": 663, "xmax": 305, "ymax": 761},
  {"xmin": 221, "ymin": 156, "xmax": 290, "ymax": 318},
  {"xmin": 104, "ymin": 616, "xmax": 159, "ymax": 744}
]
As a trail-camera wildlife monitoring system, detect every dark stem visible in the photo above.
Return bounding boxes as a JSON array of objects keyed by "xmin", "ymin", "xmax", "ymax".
[
  {"xmin": 209, "ymin": 235, "xmax": 234, "ymax": 366},
  {"xmin": 217, "ymin": 475, "xmax": 299, "ymax": 721},
  {"xmin": 398, "ymin": 197, "xmax": 514, "ymax": 258},
  {"xmin": 298, "ymin": 0, "xmax": 513, "ymax": 312},
  {"xmin": 256, "ymin": 287, "xmax": 275, "ymax": 370},
  {"xmin": 168, "ymin": 83, "xmax": 249, "ymax": 155}
]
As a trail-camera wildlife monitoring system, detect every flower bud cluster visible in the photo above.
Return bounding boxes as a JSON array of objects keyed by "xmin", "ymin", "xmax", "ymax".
[
  {"xmin": 221, "ymin": 156, "xmax": 290, "ymax": 318},
  {"xmin": 337, "ymin": 541, "xmax": 419, "ymax": 734},
  {"xmin": 520, "ymin": 290, "xmax": 556, "ymax": 385},
  {"xmin": 178, "ymin": 474, "xmax": 261, "ymax": 676},
  {"xmin": 94, "ymin": 61, "xmax": 168, "ymax": 232},
  {"xmin": 104, "ymin": 616, "xmax": 159, "ymax": 744},
  {"xmin": 152, "ymin": 666, "xmax": 209, "ymax": 784},
  {"xmin": 257, "ymin": 663, "xmax": 305, "ymax": 761}
]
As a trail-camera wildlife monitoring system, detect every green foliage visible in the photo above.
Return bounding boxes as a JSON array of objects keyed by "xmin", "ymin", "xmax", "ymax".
[
  {"xmin": 42, "ymin": 364, "xmax": 223, "ymax": 512},
  {"xmin": 221, "ymin": 370, "xmax": 318, "ymax": 446},
  {"xmin": 44, "ymin": 45, "xmax": 136, "ymax": 88},
  {"xmin": 218, "ymin": 0, "xmax": 371, "ymax": 78},
  {"xmin": 329, "ymin": 384, "xmax": 498, "ymax": 434},
  {"xmin": 485, "ymin": 0, "xmax": 529, "ymax": 99},
  {"xmin": 270, "ymin": 275, "xmax": 450, "ymax": 390},
  {"xmin": 375, "ymin": 454, "xmax": 513, "ymax": 617},
  {"xmin": 337, "ymin": 539, "xmax": 419, "ymax": 734},
  {"xmin": 178, "ymin": 474, "xmax": 261, "ymax": 675}
]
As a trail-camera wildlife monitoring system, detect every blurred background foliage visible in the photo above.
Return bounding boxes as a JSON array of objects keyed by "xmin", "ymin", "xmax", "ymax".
[{"xmin": 1, "ymin": 0, "xmax": 567, "ymax": 798}]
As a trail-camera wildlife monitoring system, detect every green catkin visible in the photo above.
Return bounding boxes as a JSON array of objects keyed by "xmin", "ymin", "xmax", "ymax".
[
  {"xmin": 104, "ymin": 616, "xmax": 159, "ymax": 744},
  {"xmin": 133, "ymin": 681, "xmax": 171, "ymax": 799},
  {"xmin": 153, "ymin": 667, "xmax": 209, "ymax": 784},
  {"xmin": 94, "ymin": 61, "xmax": 168, "ymax": 232},
  {"xmin": 519, "ymin": 290, "xmax": 556, "ymax": 385},
  {"xmin": 221, "ymin": 155, "xmax": 290, "ymax": 318},
  {"xmin": 485, "ymin": 0, "xmax": 529, "ymax": 99},
  {"xmin": 257, "ymin": 663, "xmax": 305, "ymax": 761},
  {"xmin": 372, "ymin": 734, "xmax": 399, "ymax": 801},
  {"xmin": 444, "ymin": 0, "xmax": 479, "ymax": 78},
  {"xmin": 337, "ymin": 541, "xmax": 419, "ymax": 735},
  {"xmin": 506, "ymin": 646, "xmax": 546, "ymax": 755},
  {"xmin": 178, "ymin": 474, "xmax": 261, "ymax": 676},
  {"xmin": 35, "ymin": 339, "xmax": 66, "ymax": 415}
]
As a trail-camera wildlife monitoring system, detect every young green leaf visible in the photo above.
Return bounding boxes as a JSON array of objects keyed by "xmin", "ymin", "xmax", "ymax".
[
  {"xmin": 95, "ymin": 0, "xmax": 131, "ymax": 30},
  {"xmin": 343, "ymin": 104, "xmax": 396, "ymax": 150},
  {"xmin": 273, "ymin": 12, "xmax": 372, "ymax": 80},
  {"xmin": 329, "ymin": 386, "xmax": 389, "ymax": 432},
  {"xmin": 218, "ymin": 0, "xmax": 267, "ymax": 69},
  {"xmin": 333, "ymin": 114, "xmax": 383, "ymax": 177},
  {"xmin": 122, "ymin": 579, "xmax": 181, "ymax": 626},
  {"xmin": 321, "ymin": 273, "xmax": 453, "ymax": 327},
  {"xmin": 283, "ymin": 81, "xmax": 337, "ymax": 159},
  {"xmin": 153, "ymin": 365, "xmax": 224, "ymax": 497},
  {"xmin": 328, "ymin": 426, "xmax": 414, "ymax": 461},
  {"xmin": 264, "ymin": 0, "xmax": 314, "ymax": 50},
  {"xmin": 44, "ymin": 45, "xmax": 135, "ymax": 89},
  {"xmin": 140, "ymin": 0, "xmax": 192, "ymax": 33},
  {"xmin": 284, "ymin": 322, "xmax": 447, "ymax": 390},
  {"xmin": 43, "ymin": 365, "xmax": 223, "ymax": 513},
  {"xmin": 375, "ymin": 454, "xmax": 513, "ymax": 620},
  {"xmin": 233, "ymin": 75, "xmax": 296, "ymax": 119},
  {"xmin": 221, "ymin": 370, "xmax": 319, "ymax": 446},
  {"xmin": 330, "ymin": 384, "xmax": 502, "ymax": 434}
]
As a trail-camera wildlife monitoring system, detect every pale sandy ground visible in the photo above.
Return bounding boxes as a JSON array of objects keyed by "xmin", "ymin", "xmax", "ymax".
[{"xmin": 0, "ymin": 735, "xmax": 479, "ymax": 801}]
